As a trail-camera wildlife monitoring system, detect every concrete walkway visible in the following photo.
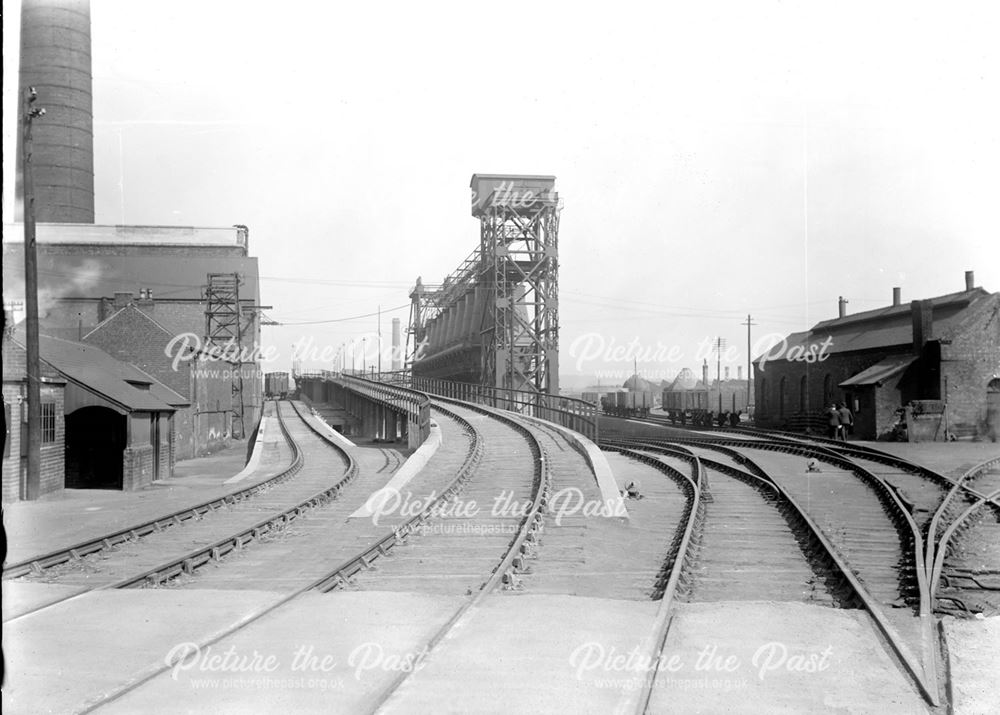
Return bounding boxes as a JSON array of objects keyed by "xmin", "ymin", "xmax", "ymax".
[{"xmin": 1, "ymin": 435, "xmax": 290, "ymax": 565}]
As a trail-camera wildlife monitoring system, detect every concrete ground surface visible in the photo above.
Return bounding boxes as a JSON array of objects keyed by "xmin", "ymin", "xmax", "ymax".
[
  {"xmin": 2, "ymin": 436, "xmax": 265, "ymax": 564},
  {"xmin": 646, "ymin": 601, "xmax": 930, "ymax": 714},
  {"xmin": 3, "ymin": 412, "xmax": 999, "ymax": 714},
  {"xmin": 9, "ymin": 589, "xmax": 990, "ymax": 713},
  {"xmin": 942, "ymin": 615, "xmax": 1000, "ymax": 715}
]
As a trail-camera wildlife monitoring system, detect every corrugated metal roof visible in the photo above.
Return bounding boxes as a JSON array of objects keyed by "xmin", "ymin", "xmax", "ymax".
[
  {"xmin": 839, "ymin": 355, "xmax": 918, "ymax": 387},
  {"xmin": 12, "ymin": 332, "xmax": 177, "ymax": 412}
]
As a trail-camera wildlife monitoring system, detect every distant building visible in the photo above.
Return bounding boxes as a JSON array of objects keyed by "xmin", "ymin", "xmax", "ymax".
[
  {"xmin": 2, "ymin": 223, "xmax": 264, "ymax": 454},
  {"xmin": 753, "ymin": 274, "xmax": 1000, "ymax": 440}
]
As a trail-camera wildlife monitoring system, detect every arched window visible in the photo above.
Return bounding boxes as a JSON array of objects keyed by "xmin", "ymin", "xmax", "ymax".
[
  {"xmin": 779, "ymin": 377, "xmax": 786, "ymax": 418},
  {"xmin": 799, "ymin": 375, "xmax": 808, "ymax": 413},
  {"xmin": 823, "ymin": 374, "xmax": 833, "ymax": 406}
]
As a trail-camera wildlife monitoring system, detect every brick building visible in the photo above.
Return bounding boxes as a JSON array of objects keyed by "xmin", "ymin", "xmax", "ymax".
[
  {"xmin": 753, "ymin": 274, "xmax": 1000, "ymax": 440},
  {"xmin": 2, "ymin": 338, "xmax": 66, "ymax": 502},
  {"xmin": 3, "ymin": 223, "xmax": 263, "ymax": 456},
  {"xmin": 2, "ymin": 331, "xmax": 188, "ymax": 503}
]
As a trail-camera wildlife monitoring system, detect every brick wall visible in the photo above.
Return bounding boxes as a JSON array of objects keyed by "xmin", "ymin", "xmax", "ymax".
[
  {"xmin": 3, "ymin": 338, "xmax": 67, "ymax": 503},
  {"xmin": 3, "ymin": 383, "xmax": 23, "ymax": 503},
  {"xmin": 941, "ymin": 294, "xmax": 1000, "ymax": 439},
  {"xmin": 122, "ymin": 444, "xmax": 155, "ymax": 490},
  {"xmin": 83, "ymin": 305, "xmax": 191, "ymax": 399}
]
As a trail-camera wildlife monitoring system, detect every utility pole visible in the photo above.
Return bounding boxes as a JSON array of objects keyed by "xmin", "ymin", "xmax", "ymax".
[
  {"xmin": 377, "ymin": 305, "xmax": 382, "ymax": 379},
  {"xmin": 742, "ymin": 314, "xmax": 757, "ymax": 416},
  {"xmin": 22, "ymin": 87, "xmax": 45, "ymax": 501}
]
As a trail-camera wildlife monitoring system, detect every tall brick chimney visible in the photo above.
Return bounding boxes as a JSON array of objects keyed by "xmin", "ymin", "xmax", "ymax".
[
  {"xmin": 965, "ymin": 271, "xmax": 975, "ymax": 291},
  {"xmin": 892, "ymin": 287, "xmax": 901, "ymax": 306},
  {"xmin": 911, "ymin": 299, "xmax": 933, "ymax": 353},
  {"xmin": 702, "ymin": 359, "xmax": 709, "ymax": 388},
  {"xmin": 737, "ymin": 366, "xmax": 743, "ymax": 380},
  {"xmin": 838, "ymin": 296, "xmax": 848, "ymax": 319}
]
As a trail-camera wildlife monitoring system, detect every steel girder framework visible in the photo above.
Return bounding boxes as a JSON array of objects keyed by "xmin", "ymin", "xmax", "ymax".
[
  {"xmin": 406, "ymin": 175, "xmax": 560, "ymax": 395},
  {"xmin": 205, "ymin": 272, "xmax": 246, "ymax": 437},
  {"xmin": 479, "ymin": 198, "xmax": 559, "ymax": 395}
]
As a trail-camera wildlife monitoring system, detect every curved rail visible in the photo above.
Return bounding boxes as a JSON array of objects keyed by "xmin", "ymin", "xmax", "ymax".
[
  {"xmin": 360, "ymin": 395, "xmax": 552, "ymax": 714},
  {"xmin": 604, "ymin": 435, "xmax": 943, "ymax": 707},
  {"xmin": 928, "ymin": 453, "xmax": 1000, "ymax": 609},
  {"xmin": 3, "ymin": 400, "xmax": 304, "ymax": 580}
]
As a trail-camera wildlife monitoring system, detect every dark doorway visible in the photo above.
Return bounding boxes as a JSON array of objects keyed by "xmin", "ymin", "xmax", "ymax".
[{"xmin": 65, "ymin": 406, "xmax": 126, "ymax": 489}]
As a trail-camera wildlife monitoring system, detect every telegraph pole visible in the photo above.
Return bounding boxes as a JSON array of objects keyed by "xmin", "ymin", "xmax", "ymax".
[
  {"xmin": 22, "ymin": 87, "xmax": 46, "ymax": 501},
  {"xmin": 742, "ymin": 314, "xmax": 757, "ymax": 416}
]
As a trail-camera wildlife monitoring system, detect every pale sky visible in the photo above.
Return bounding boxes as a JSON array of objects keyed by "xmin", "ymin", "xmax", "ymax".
[{"xmin": 4, "ymin": 0, "xmax": 999, "ymax": 384}]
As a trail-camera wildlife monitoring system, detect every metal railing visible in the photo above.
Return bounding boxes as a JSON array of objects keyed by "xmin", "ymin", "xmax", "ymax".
[
  {"xmin": 297, "ymin": 370, "xmax": 432, "ymax": 445},
  {"xmin": 410, "ymin": 376, "xmax": 598, "ymax": 442}
]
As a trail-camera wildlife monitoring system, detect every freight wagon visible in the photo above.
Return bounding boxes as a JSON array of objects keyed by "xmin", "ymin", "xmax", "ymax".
[
  {"xmin": 600, "ymin": 390, "xmax": 653, "ymax": 418},
  {"xmin": 265, "ymin": 371, "xmax": 290, "ymax": 399}
]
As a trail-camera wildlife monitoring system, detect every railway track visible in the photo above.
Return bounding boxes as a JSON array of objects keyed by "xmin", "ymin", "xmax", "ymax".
[
  {"xmin": 3, "ymin": 400, "xmax": 303, "ymax": 582},
  {"xmin": 929, "ymin": 455, "xmax": 1000, "ymax": 617},
  {"xmin": 3, "ymin": 401, "xmax": 361, "ymax": 621},
  {"xmin": 64, "ymin": 392, "xmax": 551, "ymax": 714},
  {"xmin": 618, "ymin": 414, "xmax": 1000, "ymax": 620},
  {"xmin": 602, "ymin": 434, "xmax": 943, "ymax": 708}
]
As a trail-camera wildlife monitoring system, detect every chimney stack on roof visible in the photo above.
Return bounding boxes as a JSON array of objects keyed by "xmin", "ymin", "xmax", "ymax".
[
  {"xmin": 113, "ymin": 292, "xmax": 133, "ymax": 309},
  {"xmin": 911, "ymin": 299, "xmax": 933, "ymax": 353},
  {"xmin": 838, "ymin": 296, "xmax": 848, "ymax": 319},
  {"xmin": 892, "ymin": 287, "xmax": 901, "ymax": 306},
  {"xmin": 966, "ymin": 271, "xmax": 975, "ymax": 291}
]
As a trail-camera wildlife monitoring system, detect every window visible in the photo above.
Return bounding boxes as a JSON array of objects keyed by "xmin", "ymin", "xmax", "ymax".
[
  {"xmin": 41, "ymin": 403, "xmax": 56, "ymax": 444},
  {"xmin": 823, "ymin": 374, "xmax": 833, "ymax": 406}
]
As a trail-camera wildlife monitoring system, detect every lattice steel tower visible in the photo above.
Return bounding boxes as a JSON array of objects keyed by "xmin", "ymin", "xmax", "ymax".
[
  {"xmin": 205, "ymin": 272, "xmax": 246, "ymax": 437},
  {"xmin": 473, "ymin": 175, "xmax": 560, "ymax": 395}
]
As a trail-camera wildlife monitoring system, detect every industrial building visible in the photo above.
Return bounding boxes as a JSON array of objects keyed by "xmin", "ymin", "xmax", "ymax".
[
  {"xmin": 2, "ymin": 329, "xmax": 187, "ymax": 502},
  {"xmin": 753, "ymin": 273, "xmax": 1000, "ymax": 440},
  {"xmin": 3, "ymin": 223, "xmax": 264, "ymax": 459}
]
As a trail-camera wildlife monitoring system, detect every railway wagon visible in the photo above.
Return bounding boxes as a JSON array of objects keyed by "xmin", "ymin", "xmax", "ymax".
[
  {"xmin": 265, "ymin": 371, "xmax": 291, "ymax": 399},
  {"xmin": 601, "ymin": 390, "xmax": 652, "ymax": 418},
  {"xmin": 662, "ymin": 386, "xmax": 750, "ymax": 423}
]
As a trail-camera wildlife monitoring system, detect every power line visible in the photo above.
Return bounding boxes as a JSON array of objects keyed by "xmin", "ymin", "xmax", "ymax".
[{"xmin": 273, "ymin": 303, "xmax": 409, "ymax": 326}]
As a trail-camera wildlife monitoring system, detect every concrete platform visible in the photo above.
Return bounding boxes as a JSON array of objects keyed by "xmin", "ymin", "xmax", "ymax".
[
  {"xmin": 381, "ymin": 594, "xmax": 660, "ymax": 713},
  {"xmin": 4, "ymin": 587, "xmax": 994, "ymax": 713},
  {"xmin": 2, "ymin": 436, "xmax": 290, "ymax": 565},
  {"xmin": 860, "ymin": 441, "xmax": 1000, "ymax": 479},
  {"xmin": 942, "ymin": 615, "xmax": 1000, "ymax": 715},
  {"xmin": 647, "ymin": 602, "xmax": 929, "ymax": 714}
]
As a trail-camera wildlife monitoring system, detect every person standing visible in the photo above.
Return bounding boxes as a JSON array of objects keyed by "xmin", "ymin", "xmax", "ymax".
[
  {"xmin": 826, "ymin": 403, "xmax": 840, "ymax": 439},
  {"xmin": 837, "ymin": 402, "xmax": 854, "ymax": 441}
]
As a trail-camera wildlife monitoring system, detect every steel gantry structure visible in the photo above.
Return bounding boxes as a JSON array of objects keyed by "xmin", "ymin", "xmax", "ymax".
[{"xmin": 406, "ymin": 175, "xmax": 560, "ymax": 395}]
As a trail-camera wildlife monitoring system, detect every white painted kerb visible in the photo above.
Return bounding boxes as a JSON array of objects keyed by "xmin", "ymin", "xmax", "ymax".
[{"xmin": 349, "ymin": 421, "xmax": 443, "ymax": 519}]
